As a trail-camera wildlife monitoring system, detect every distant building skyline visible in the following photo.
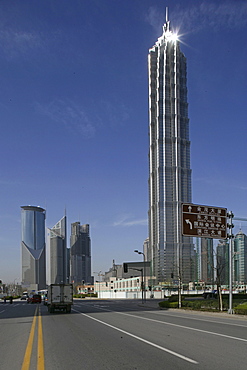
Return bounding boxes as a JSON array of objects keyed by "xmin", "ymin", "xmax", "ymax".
[
  {"xmin": 20, "ymin": 205, "xmax": 93, "ymax": 289},
  {"xmin": 147, "ymin": 13, "xmax": 193, "ymax": 284},
  {"xmin": 21, "ymin": 205, "xmax": 46, "ymax": 291}
]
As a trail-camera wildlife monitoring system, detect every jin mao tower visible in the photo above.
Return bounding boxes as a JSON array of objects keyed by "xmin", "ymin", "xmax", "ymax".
[{"xmin": 148, "ymin": 11, "xmax": 193, "ymax": 283}]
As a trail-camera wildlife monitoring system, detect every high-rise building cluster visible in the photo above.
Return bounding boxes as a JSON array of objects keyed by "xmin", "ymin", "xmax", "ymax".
[
  {"xmin": 21, "ymin": 205, "xmax": 92, "ymax": 290},
  {"xmin": 190, "ymin": 232, "xmax": 247, "ymax": 289},
  {"xmin": 215, "ymin": 231, "xmax": 247, "ymax": 286},
  {"xmin": 20, "ymin": 11, "xmax": 247, "ymax": 291}
]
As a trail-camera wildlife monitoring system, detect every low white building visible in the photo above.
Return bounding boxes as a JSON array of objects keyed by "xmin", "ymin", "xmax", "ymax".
[{"xmin": 94, "ymin": 276, "xmax": 166, "ymax": 299}]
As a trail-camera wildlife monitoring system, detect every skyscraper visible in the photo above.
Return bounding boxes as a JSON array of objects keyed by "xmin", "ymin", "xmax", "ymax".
[
  {"xmin": 234, "ymin": 230, "xmax": 247, "ymax": 284},
  {"xmin": 70, "ymin": 222, "xmax": 92, "ymax": 285},
  {"xmin": 49, "ymin": 215, "xmax": 67, "ymax": 284},
  {"xmin": 201, "ymin": 238, "xmax": 214, "ymax": 285},
  {"xmin": 217, "ymin": 239, "xmax": 229, "ymax": 286},
  {"xmin": 21, "ymin": 205, "xmax": 46, "ymax": 290},
  {"xmin": 148, "ymin": 11, "xmax": 193, "ymax": 284}
]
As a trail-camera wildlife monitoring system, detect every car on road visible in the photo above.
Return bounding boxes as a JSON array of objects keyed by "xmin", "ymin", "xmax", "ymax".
[
  {"xmin": 21, "ymin": 295, "xmax": 28, "ymax": 300},
  {"xmin": 27, "ymin": 294, "xmax": 41, "ymax": 304}
]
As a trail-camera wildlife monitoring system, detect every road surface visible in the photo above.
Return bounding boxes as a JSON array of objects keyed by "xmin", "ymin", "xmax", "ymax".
[{"xmin": 1, "ymin": 298, "xmax": 247, "ymax": 369}]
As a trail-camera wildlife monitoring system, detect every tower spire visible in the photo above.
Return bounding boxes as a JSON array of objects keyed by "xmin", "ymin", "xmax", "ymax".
[{"xmin": 163, "ymin": 6, "xmax": 170, "ymax": 33}]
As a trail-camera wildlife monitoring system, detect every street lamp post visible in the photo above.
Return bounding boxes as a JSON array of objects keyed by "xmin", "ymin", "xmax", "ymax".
[
  {"xmin": 134, "ymin": 250, "xmax": 146, "ymax": 302},
  {"xmin": 94, "ymin": 271, "xmax": 103, "ymax": 299}
]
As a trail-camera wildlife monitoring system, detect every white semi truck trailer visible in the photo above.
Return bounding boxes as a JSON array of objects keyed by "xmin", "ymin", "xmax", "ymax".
[{"xmin": 47, "ymin": 284, "xmax": 73, "ymax": 313}]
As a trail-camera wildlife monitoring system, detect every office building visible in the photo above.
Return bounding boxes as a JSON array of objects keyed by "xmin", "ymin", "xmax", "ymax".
[
  {"xmin": 49, "ymin": 215, "xmax": 67, "ymax": 284},
  {"xmin": 66, "ymin": 247, "xmax": 70, "ymax": 284},
  {"xmin": 21, "ymin": 205, "xmax": 46, "ymax": 290},
  {"xmin": 70, "ymin": 222, "xmax": 92, "ymax": 285},
  {"xmin": 216, "ymin": 239, "xmax": 229, "ymax": 286},
  {"xmin": 234, "ymin": 230, "xmax": 247, "ymax": 284},
  {"xmin": 201, "ymin": 238, "xmax": 214, "ymax": 286},
  {"xmin": 148, "ymin": 11, "xmax": 193, "ymax": 283},
  {"xmin": 143, "ymin": 238, "xmax": 150, "ymax": 264}
]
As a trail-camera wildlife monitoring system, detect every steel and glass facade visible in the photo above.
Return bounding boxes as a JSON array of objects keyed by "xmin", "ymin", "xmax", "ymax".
[
  {"xmin": 234, "ymin": 230, "xmax": 247, "ymax": 284},
  {"xmin": 21, "ymin": 205, "xmax": 46, "ymax": 290},
  {"xmin": 148, "ymin": 16, "xmax": 193, "ymax": 283},
  {"xmin": 201, "ymin": 238, "xmax": 214, "ymax": 285},
  {"xmin": 49, "ymin": 215, "xmax": 67, "ymax": 284},
  {"xmin": 217, "ymin": 239, "xmax": 229, "ymax": 286},
  {"xmin": 70, "ymin": 222, "xmax": 92, "ymax": 285}
]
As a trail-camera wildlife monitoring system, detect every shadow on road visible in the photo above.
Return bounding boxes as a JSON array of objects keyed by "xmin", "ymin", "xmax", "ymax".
[{"xmin": 0, "ymin": 298, "xmax": 165, "ymax": 319}]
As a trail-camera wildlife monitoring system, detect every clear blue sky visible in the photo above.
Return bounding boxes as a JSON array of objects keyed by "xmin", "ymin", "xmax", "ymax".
[{"xmin": 0, "ymin": 0, "xmax": 246, "ymax": 283}]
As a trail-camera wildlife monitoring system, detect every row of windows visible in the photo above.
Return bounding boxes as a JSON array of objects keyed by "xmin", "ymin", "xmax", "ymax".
[{"xmin": 149, "ymin": 127, "xmax": 190, "ymax": 143}]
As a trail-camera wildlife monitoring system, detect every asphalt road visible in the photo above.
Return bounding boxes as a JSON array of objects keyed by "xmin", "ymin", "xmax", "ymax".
[{"xmin": 1, "ymin": 299, "xmax": 247, "ymax": 369}]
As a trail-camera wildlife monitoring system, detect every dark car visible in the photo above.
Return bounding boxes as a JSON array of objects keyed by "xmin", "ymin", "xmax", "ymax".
[{"xmin": 28, "ymin": 294, "xmax": 41, "ymax": 304}]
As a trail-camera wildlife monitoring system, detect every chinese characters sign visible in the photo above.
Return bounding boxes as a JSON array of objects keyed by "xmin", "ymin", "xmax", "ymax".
[{"xmin": 182, "ymin": 203, "xmax": 227, "ymax": 239}]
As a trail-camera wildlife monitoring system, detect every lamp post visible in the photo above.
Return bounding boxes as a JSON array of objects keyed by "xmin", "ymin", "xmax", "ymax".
[
  {"xmin": 134, "ymin": 250, "xmax": 146, "ymax": 302},
  {"xmin": 93, "ymin": 271, "xmax": 103, "ymax": 299}
]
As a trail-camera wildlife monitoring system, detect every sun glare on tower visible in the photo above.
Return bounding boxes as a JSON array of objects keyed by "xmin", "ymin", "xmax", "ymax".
[
  {"xmin": 166, "ymin": 31, "xmax": 179, "ymax": 43},
  {"xmin": 171, "ymin": 32, "xmax": 179, "ymax": 42}
]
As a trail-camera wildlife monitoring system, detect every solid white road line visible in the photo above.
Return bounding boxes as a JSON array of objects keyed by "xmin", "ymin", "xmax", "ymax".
[
  {"xmin": 73, "ymin": 309, "xmax": 198, "ymax": 364},
  {"xmin": 83, "ymin": 304, "xmax": 247, "ymax": 343},
  {"xmin": 114, "ymin": 311, "xmax": 247, "ymax": 343}
]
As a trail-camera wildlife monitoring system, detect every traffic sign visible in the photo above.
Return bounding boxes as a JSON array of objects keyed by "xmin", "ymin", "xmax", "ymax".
[{"xmin": 182, "ymin": 203, "xmax": 227, "ymax": 239}]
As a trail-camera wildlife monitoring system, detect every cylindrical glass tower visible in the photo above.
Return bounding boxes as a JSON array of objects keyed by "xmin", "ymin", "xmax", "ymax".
[{"xmin": 21, "ymin": 205, "xmax": 46, "ymax": 291}]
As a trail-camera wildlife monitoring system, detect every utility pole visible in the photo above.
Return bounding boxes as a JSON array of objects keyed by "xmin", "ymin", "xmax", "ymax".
[{"xmin": 227, "ymin": 212, "xmax": 234, "ymax": 314}]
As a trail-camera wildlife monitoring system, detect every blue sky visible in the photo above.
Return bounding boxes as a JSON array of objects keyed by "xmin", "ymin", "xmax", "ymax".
[{"xmin": 0, "ymin": 0, "xmax": 246, "ymax": 283}]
